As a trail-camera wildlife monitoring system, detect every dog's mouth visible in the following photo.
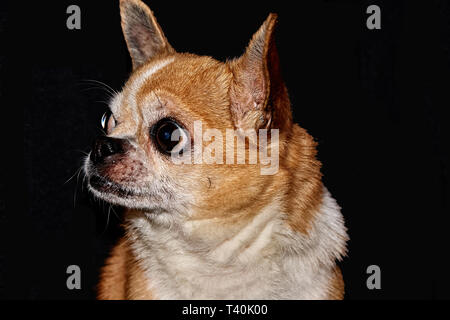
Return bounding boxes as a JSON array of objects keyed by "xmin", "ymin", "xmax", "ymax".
[{"xmin": 89, "ymin": 175, "xmax": 138, "ymax": 198}]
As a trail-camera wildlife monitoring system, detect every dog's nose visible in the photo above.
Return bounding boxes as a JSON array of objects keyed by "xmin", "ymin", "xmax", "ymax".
[{"xmin": 90, "ymin": 136, "xmax": 124, "ymax": 165}]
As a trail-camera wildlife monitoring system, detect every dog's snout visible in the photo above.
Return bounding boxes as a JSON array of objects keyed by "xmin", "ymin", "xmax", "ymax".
[{"xmin": 91, "ymin": 136, "xmax": 124, "ymax": 165}]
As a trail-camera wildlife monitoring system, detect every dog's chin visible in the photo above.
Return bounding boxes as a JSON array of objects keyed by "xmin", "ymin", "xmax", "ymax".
[
  {"xmin": 87, "ymin": 175, "xmax": 149, "ymax": 210},
  {"xmin": 89, "ymin": 175, "xmax": 137, "ymax": 197},
  {"xmin": 86, "ymin": 174, "xmax": 187, "ymax": 225}
]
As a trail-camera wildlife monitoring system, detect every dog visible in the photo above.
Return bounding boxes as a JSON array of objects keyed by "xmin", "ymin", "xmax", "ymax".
[{"xmin": 84, "ymin": 0, "xmax": 348, "ymax": 299}]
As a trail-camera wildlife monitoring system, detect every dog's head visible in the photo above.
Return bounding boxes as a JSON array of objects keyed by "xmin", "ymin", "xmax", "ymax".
[{"xmin": 84, "ymin": 0, "xmax": 310, "ymax": 225}]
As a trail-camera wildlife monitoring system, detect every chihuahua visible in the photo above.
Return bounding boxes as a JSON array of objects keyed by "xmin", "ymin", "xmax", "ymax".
[{"xmin": 84, "ymin": 0, "xmax": 348, "ymax": 299}]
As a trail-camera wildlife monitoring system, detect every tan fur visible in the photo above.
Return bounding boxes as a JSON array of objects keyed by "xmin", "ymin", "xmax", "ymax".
[
  {"xmin": 98, "ymin": 238, "xmax": 153, "ymax": 300},
  {"xmin": 282, "ymin": 125, "xmax": 324, "ymax": 234},
  {"xmin": 93, "ymin": 0, "xmax": 347, "ymax": 300},
  {"xmin": 97, "ymin": 240, "xmax": 127, "ymax": 299},
  {"xmin": 327, "ymin": 267, "xmax": 345, "ymax": 300}
]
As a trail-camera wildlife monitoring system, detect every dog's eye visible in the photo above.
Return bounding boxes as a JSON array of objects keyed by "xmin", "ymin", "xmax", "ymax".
[
  {"xmin": 151, "ymin": 118, "xmax": 189, "ymax": 155},
  {"xmin": 101, "ymin": 111, "xmax": 116, "ymax": 134}
]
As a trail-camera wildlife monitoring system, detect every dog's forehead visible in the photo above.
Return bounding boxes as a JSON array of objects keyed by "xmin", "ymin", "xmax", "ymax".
[
  {"xmin": 112, "ymin": 54, "xmax": 233, "ymax": 127},
  {"xmin": 135, "ymin": 55, "xmax": 230, "ymax": 104},
  {"xmin": 110, "ymin": 57, "xmax": 175, "ymax": 115}
]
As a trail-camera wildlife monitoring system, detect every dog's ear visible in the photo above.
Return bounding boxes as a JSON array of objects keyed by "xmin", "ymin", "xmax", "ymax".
[
  {"xmin": 120, "ymin": 0, "xmax": 175, "ymax": 70},
  {"xmin": 229, "ymin": 14, "xmax": 291, "ymax": 131}
]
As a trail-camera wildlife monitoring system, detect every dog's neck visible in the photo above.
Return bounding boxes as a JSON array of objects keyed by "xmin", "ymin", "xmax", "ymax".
[
  {"xmin": 125, "ymin": 198, "xmax": 281, "ymax": 269},
  {"xmin": 123, "ymin": 187, "xmax": 347, "ymax": 299}
]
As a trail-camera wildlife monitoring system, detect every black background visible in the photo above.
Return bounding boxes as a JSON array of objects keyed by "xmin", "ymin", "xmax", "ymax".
[{"xmin": 5, "ymin": 0, "xmax": 450, "ymax": 299}]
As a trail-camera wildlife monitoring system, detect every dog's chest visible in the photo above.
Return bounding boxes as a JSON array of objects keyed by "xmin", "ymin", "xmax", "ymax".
[
  {"xmin": 128, "ymin": 223, "xmax": 277, "ymax": 299},
  {"xmin": 127, "ymin": 221, "xmax": 331, "ymax": 300},
  {"xmin": 141, "ymin": 251, "xmax": 282, "ymax": 299}
]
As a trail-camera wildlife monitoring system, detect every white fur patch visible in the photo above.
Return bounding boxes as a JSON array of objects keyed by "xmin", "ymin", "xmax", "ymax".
[
  {"xmin": 208, "ymin": 200, "xmax": 280, "ymax": 264},
  {"xmin": 125, "ymin": 187, "xmax": 348, "ymax": 299},
  {"xmin": 109, "ymin": 58, "xmax": 174, "ymax": 116},
  {"xmin": 129, "ymin": 57, "xmax": 175, "ymax": 101},
  {"xmin": 131, "ymin": 58, "xmax": 174, "ymax": 123},
  {"xmin": 108, "ymin": 57, "xmax": 175, "ymax": 137},
  {"xmin": 109, "ymin": 91, "xmax": 124, "ymax": 114}
]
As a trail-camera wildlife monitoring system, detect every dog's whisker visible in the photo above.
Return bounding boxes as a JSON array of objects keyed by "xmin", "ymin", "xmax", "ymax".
[
  {"xmin": 110, "ymin": 206, "xmax": 120, "ymax": 220},
  {"xmin": 95, "ymin": 100, "xmax": 114, "ymax": 106},
  {"xmin": 73, "ymin": 165, "xmax": 85, "ymax": 207},
  {"xmin": 80, "ymin": 79, "xmax": 118, "ymax": 99},
  {"xmin": 75, "ymin": 149, "xmax": 90, "ymax": 157},
  {"xmin": 84, "ymin": 79, "xmax": 118, "ymax": 95},
  {"xmin": 79, "ymin": 86, "xmax": 116, "ymax": 101},
  {"xmin": 64, "ymin": 166, "xmax": 82, "ymax": 185}
]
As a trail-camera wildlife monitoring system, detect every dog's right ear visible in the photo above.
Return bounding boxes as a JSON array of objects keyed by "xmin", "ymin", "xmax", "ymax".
[{"xmin": 120, "ymin": 0, "xmax": 175, "ymax": 70}]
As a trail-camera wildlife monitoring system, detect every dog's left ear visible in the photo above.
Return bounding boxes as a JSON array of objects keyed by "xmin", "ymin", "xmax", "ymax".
[
  {"xmin": 120, "ymin": 0, "xmax": 175, "ymax": 70},
  {"xmin": 229, "ymin": 14, "xmax": 291, "ymax": 131}
]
